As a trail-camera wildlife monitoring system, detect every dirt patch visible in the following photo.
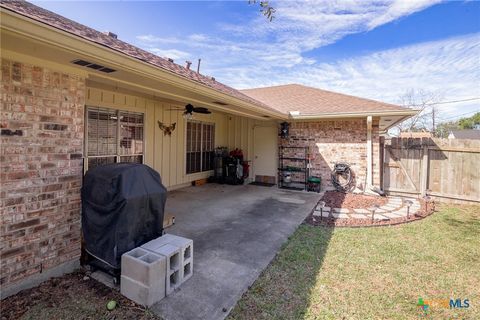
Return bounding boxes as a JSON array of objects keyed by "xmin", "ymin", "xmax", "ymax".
[
  {"xmin": 0, "ymin": 270, "xmax": 160, "ymax": 320},
  {"xmin": 320, "ymin": 191, "xmax": 388, "ymax": 209}
]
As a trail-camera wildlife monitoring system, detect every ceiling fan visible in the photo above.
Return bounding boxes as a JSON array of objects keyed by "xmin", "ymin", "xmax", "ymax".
[
  {"xmin": 167, "ymin": 104, "xmax": 211, "ymax": 119},
  {"xmin": 184, "ymin": 103, "xmax": 211, "ymax": 115}
]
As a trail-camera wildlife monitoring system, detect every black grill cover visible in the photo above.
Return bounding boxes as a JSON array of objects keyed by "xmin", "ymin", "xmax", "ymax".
[{"xmin": 81, "ymin": 163, "xmax": 167, "ymax": 269}]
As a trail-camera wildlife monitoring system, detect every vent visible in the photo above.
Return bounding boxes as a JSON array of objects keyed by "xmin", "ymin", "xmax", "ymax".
[
  {"xmin": 87, "ymin": 64, "xmax": 102, "ymax": 70},
  {"xmin": 103, "ymin": 31, "xmax": 118, "ymax": 39},
  {"xmin": 72, "ymin": 59, "xmax": 90, "ymax": 66},
  {"xmin": 71, "ymin": 59, "xmax": 116, "ymax": 73}
]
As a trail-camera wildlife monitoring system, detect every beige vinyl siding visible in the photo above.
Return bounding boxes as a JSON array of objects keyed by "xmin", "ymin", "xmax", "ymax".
[{"xmin": 86, "ymin": 85, "xmax": 276, "ymax": 190}]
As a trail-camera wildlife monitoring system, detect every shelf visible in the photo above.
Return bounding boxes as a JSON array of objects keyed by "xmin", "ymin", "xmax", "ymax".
[
  {"xmin": 281, "ymin": 180, "xmax": 306, "ymax": 184},
  {"xmin": 279, "ymin": 157, "xmax": 307, "ymax": 161},
  {"xmin": 278, "ymin": 168, "xmax": 306, "ymax": 173},
  {"xmin": 279, "ymin": 186, "xmax": 305, "ymax": 191},
  {"xmin": 279, "ymin": 146, "xmax": 307, "ymax": 191}
]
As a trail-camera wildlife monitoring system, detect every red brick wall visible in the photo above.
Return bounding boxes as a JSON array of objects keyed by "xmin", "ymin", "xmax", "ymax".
[
  {"xmin": 0, "ymin": 59, "xmax": 85, "ymax": 288},
  {"xmin": 279, "ymin": 119, "xmax": 381, "ymax": 190}
]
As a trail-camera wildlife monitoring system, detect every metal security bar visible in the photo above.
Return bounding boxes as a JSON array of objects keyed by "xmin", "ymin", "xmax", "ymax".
[{"xmin": 86, "ymin": 106, "xmax": 144, "ymax": 170}]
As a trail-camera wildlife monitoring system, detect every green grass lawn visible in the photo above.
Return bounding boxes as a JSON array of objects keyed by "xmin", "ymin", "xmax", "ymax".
[{"xmin": 229, "ymin": 205, "xmax": 480, "ymax": 320}]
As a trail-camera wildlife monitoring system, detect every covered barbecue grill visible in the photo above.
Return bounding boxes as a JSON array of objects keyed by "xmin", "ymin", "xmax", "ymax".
[{"xmin": 81, "ymin": 163, "xmax": 167, "ymax": 273}]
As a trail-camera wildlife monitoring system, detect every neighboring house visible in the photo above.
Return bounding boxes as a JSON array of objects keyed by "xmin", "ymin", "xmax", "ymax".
[
  {"xmin": 0, "ymin": 1, "xmax": 416, "ymax": 297},
  {"xmin": 448, "ymin": 130, "xmax": 480, "ymax": 140},
  {"xmin": 398, "ymin": 131, "xmax": 433, "ymax": 138},
  {"xmin": 241, "ymin": 84, "xmax": 414, "ymax": 190}
]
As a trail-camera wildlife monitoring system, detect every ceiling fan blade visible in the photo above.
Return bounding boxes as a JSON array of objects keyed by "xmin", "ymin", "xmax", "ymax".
[{"xmin": 193, "ymin": 107, "xmax": 211, "ymax": 114}]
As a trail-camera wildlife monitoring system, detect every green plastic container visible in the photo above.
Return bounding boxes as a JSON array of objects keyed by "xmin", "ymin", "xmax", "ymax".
[{"xmin": 308, "ymin": 177, "xmax": 321, "ymax": 184}]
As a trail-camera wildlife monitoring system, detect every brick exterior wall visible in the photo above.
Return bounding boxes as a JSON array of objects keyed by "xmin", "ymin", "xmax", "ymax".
[
  {"xmin": 0, "ymin": 59, "xmax": 85, "ymax": 288},
  {"xmin": 279, "ymin": 119, "xmax": 381, "ymax": 190}
]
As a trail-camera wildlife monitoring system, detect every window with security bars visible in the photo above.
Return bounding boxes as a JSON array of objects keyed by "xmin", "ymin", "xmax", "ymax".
[
  {"xmin": 186, "ymin": 121, "xmax": 215, "ymax": 174},
  {"xmin": 86, "ymin": 106, "xmax": 144, "ymax": 170}
]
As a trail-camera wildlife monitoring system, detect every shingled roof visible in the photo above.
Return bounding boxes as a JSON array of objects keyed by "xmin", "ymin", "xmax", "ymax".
[
  {"xmin": 449, "ymin": 130, "xmax": 480, "ymax": 140},
  {"xmin": 2, "ymin": 1, "xmax": 414, "ymax": 119},
  {"xmin": 0, "ymin": 0, "xmax": 279, "ymax": 113},
  {"xmin": 242, "ymin": 84, "xmax": 409, "ymax": 115}
]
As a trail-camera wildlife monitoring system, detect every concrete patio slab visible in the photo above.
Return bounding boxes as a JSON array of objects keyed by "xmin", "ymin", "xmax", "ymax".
[{"xmin": 150, "ymin": 184, "xmax": 319, "ymax": 320}]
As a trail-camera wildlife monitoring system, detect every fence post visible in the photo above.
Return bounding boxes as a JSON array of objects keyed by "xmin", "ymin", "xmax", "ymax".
[{"xmin": 420, "ymin": 145, "xmax": 429, "ymax": 197}]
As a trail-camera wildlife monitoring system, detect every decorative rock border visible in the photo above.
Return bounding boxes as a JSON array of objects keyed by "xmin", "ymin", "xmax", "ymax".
[{"xmin": 307, "ymin": 196, "xmax": 434, "ymax": 227}]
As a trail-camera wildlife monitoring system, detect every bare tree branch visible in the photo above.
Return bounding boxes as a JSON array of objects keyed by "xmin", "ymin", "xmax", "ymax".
[
  {"xmin": 395, "ymin": 89, "xmax": 443, "ymax": 135},
  {"xmin": 249, "ymin": 0, "xmax": 276, "ymax": 21}
]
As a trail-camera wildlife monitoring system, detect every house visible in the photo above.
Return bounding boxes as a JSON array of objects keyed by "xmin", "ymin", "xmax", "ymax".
[
  {"xmin": 448, "ymin": 129, "xmax": 480, "ymax": 140},
  {"xmin": 0, "ymin": 1, "xmax": 417, "ymax": 297},
  {"xmin": 398, "ymin": 131, "xmax": 433, "ymax": 138}
]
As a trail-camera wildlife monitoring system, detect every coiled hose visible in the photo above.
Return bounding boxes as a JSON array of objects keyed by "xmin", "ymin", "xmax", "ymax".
[{"xmin": 331, "ymin": 162, "xmax": 355, "ymax": 192}]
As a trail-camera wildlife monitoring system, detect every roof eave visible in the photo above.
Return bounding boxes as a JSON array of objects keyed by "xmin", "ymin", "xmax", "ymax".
[
  {"xmin": 0, "ymin": 8, "xmax": 285, "ymax": 120},
  {"xmin": 289, "ymin": 109, "xmax": 419, "ymax": 120}
]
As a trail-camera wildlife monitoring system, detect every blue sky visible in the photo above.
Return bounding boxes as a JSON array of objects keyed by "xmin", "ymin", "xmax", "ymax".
[{"xmin": 32, "ymin": 0, "xmax": 480, "ymax": 124}]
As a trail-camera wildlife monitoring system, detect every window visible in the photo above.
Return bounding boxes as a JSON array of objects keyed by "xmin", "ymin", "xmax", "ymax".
[
  {"xmin": 86, "ymin": 106, "xmax": 144, "ymax": 170},
  {"xmin": 186, "ymin": 121, "xmax": 214, "ymax": 174}
]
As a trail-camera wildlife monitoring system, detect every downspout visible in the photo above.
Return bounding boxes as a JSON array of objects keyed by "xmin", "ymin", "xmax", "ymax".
[
  {"xmin": 366, "ymin": 115, "xmax": 373, "ymax": 188},
  {"xmin": 367, "ymin": 116, "xmax": 386, "ymax": 196}
]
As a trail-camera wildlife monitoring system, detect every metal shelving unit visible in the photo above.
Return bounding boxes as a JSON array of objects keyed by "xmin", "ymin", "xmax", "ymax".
[{"xmin": 278, "ymin": 146, "xmax": 308, "ymax": 191}]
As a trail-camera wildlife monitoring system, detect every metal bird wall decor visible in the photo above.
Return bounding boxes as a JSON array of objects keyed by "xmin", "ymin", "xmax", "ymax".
[{"xmin": 158, "ymin": 121, "xmax": 176, "ymax": 136}]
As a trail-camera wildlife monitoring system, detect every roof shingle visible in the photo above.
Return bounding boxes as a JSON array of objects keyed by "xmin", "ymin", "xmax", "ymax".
[
  {"xmin": 449, "ymin": 130, "xmax": 480, "ymax": 140},
  {"xmin": 241, "ymin": 84, "xmax": 409, "ymax": 115}
]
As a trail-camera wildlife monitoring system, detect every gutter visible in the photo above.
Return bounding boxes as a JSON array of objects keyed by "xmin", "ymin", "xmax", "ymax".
[{"xmin": 288, "ymin": 109, "xmax": 419, "ymax": 120}]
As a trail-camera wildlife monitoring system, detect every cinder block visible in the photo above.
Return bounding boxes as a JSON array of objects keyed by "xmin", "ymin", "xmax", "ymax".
[
  {"xmin": 150, "ymin": 244, "xmax": 181, "ymax": 272},
  {"xmin": 120, "ymin": 275, "xmax": 165, "ymax": 307},
  {"xmin": 167, "ymin": 237, "xmax": 194, "ymax": 283},
  {"xmin": 168, "ymin": 236, "xmax": 193, "ymax": 262},
  {"xmin": 121, "ymin": 248, "xmax": 166, "ymax": 288},
  {"xmin": 141, "ymin": 234, "xmax": 177, "ymax": 251},
  {"xmin": 168, "ymin": 269, "xmax": 180, "ymax": 295},
  {"xmin": 146, "ymin": 243, "xmax": 181, "ymax": 295},
  {"xmin": 182, "ymin": 260, "xmax": 193, "ymax": 282},
  {"xmin": 141, "ymin": 234, "xmax": 194, "ymax": 290}
]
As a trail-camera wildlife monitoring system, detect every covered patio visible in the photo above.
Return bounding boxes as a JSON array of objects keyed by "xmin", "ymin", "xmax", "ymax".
[{"xmin": 151, "ymin": 184, "xmax": 319, "ymax": 320}]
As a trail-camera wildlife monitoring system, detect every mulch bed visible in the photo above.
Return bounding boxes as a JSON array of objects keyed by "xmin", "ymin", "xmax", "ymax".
[
  {"xmin": 0, "ymin": 270, "xmax": 160, "ymax": 320},
  {"xmin": 320, "ymin": 190, "xmax": 388, "ymax": 209},
  {"xmin": 306, "ymin": 193, "xmax": 435, "ymax": 228}
]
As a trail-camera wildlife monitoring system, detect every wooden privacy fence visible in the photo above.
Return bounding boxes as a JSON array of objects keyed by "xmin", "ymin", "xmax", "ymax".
[{"xmin": 382, "ymin": 137, "xmax": 480, "ymax": 204}]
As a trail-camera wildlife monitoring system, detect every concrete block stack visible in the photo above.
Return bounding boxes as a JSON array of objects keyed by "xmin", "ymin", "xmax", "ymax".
[
  {"xmin": 120, "ymin": 234, "xmax": 193, "ymax": 306},
  {"xmin": 141, "ymin": 234, "xmax": 194, "ymax": 293},
  {"xmin": 120, "ymin": 248, "xmax": 166, "ymax": 307}
]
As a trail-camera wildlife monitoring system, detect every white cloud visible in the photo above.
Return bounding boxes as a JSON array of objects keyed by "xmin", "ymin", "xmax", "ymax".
[
  {"xmin": 236, "ymin": 33, "xmax": 480, "ymax": 122},
  {"xmin": 134, "ymin": 1, "xmax": 479, "ymax": 121},
  {"xmin": 138, "ymin": 1, "xmax": 442, "ymax": 70},
  {"xmin": 148, "ymin": 48, "xmax": 191, "ymax": 61},
  {"xmin": 221, "ymin": 0, "xmax": 442, "ymax": 53},
  {"xmin": 188, "ymin": 34, "xmax": 210, "ymax": 42},
  {"xmin": 367, "ymin": 0, "xmax": 442, "ymax": 29}
]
